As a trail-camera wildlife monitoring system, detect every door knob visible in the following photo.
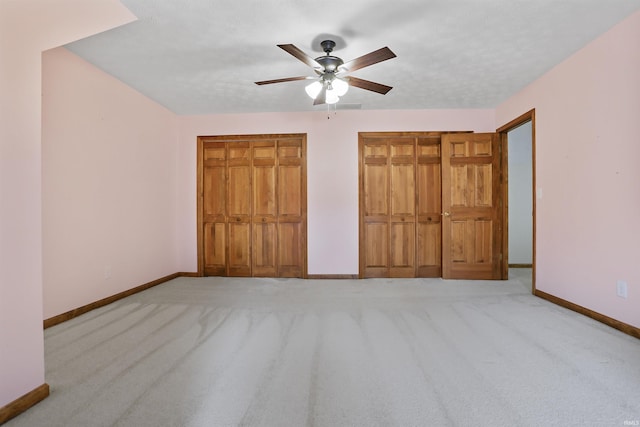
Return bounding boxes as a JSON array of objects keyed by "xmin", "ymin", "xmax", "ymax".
[{"xmin": 442, "ymin": 212, "xmax": 451, "ymax": 217}]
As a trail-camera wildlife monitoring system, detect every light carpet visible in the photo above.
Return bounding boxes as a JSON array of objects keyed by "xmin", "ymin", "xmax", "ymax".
[{"xmin": 7, "ymin": 270, "xmax": 640, "ymax": 426}]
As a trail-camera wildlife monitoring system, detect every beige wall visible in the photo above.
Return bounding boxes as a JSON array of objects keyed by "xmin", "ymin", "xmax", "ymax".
[
  {"xmin": 41, "ymin": 47, "xmax": 179, "ymax": 319},
  {"xmin": 177, "ymin": 110, "xmax": 496, "ymax": 275},
  {"xmin": 0, "ymin": 0, "xmax": 135, "ymax": 409},
  {"xmin": 4, "ymin": 2, "xmax": 639, "ymax": 414},
  {"xmin": 496, "ymin": 11, "xmax": 640, "ymax": 328}
]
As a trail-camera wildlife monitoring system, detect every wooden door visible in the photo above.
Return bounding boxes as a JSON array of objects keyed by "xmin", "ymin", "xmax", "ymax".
[
  {"xmin": 199, "ymin": 134, "xmax": 307, "ymax": 278},
  {"xmin": 277, "ymin": 140, "xmax": 306, "ymax": 277},
  {"xmin": 227, "ymin": 142, "xmax": 252, "ymax": 276},
  {"xmin": 416, "ymin": 136, "xmax": 442, "ymax": 276},
  {"xmin": 361, "ymin": 138, "xmax": 417, "ymax": 277},
  {"xmin": 252, "ymin": 141, "xmax": 277, "ymax": 277},
  {"xmin": 441, "ymin": 133, "xmax": 503, "ymax": 279},
  {"xmin": 202, "ymin": 142, "xmax": 227, "ymax": 276},
  {"xmin": 360, "ymin": 133, "xmax": 443, "ymax": 278},
  {"xmin": 361, "ymin": 139, "xmax": 390, "ymax": 277},
  {"xmin": 389, "ymin": 140, "xmax": 416, "ymax": 277}
]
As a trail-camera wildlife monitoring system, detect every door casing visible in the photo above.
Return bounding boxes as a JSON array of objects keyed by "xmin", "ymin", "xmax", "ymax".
[
  {"xmin": 359, "ymin": 129, "xmax": 520, "ymax": 280},
  {"xmin": 196, "ymin": 134, "xmax": 307, "ymax": 278},
  {"xmin": 497, "ymin": 109, "xmax": 536, "ymax": 292}
]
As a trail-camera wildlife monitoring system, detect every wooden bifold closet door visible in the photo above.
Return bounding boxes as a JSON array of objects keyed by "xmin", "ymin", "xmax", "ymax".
[
  {"xmin": 198, "ymin": 134, "xmax": 307, "ymax": 278},
  {"xmin": 359, "ymin": 132, "xmax": 443, "ymax": 278},
  {"xmin": 359, "ymin": 131, "xmax": 504, "ymax": 279}
]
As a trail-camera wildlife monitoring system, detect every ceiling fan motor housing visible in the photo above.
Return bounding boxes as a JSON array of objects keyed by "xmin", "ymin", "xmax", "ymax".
[
  {"xmin": 315, "ymin": 40, "xmax": 343, "ymax": 73},
  {"xmin": 316, "ymin": 55, "xmax": 343, "ymax": 73}
]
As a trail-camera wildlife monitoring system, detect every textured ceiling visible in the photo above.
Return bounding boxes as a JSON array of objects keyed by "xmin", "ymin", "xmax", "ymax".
[{"xmin": 65, "ymin": 0, "xmax": 640, "ymax": 115}]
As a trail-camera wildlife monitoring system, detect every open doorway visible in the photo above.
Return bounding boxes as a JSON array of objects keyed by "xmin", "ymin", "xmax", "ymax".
[
  {"xmin": 498, "ymin": 109, "xmax": 536, "ymax": 292},
  {"xmin": 507, "ymin": 122, "xmax": 533, "ymax": 268}
]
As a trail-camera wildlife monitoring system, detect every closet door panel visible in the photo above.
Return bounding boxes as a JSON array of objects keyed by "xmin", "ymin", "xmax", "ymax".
[
  {"xmin": 390, "ymin": 221, "xmax": 415, "ymax": 277},
  {"xmin": 389, "ymin": 140, "xmax": 416, "ymax": 276},
  {"xmin": 278, "ymin": 166, "xmax": 302, "ymax": 216},
  {"xmin": 228, "ymin": 222, "xmax": 251, "ymax": 276},
  {"xmin": 203, "ymin": 166, "xmax": 225, "ymax": 217},
  {"xmin": 200, "ymin": 135, "xmax": 307, "ymax": 278},
  {"xmin": 277, "ymin": 138, "xmax": 306, "ymax": 277},
  {"xmin": 252, "ymin": 221, "xmax": 277, "ymax": 276},
  {"xmin": 253, "ymin": 141, "xmax": 277, "ymax": 218},
  {"xmin": 361, "ymin": 138, "xmax": 390, "ymax": 277},
  {"xmin": 416, "ymin": 138, "xmax": 442, "ymax": 277},
  {"xmin": 253, "ymin": 141, "xmax": 277, "ymax": 276},
  {"xmin": 417, "ymin": 222, "xmax": 441, "ymax": 277},
  {"xmin": 226, "ymin": 142, "xmax": 251, "ymax": 276},
  {"xmin": 360, "ymin": 133, "xmax": 444, "ymax": 278},
  {"xmin": 203, "ymin": 142, "xmax": 227, "ymax": 276},
  {"xmin": 278, "ymin": 220, "xmax": 303, "ymax": 277},
  {"xmin": 253, "ymin": 166, "xmax": 276, "ymax": 216},
  {"xmin": 363, "ymin": 221, "xmax": 389, "ymax": 278},
  {"xmin": 228, "ymin": 167, "xmax": 251, "ymax": 217},
  {"xmin": 364, "ymin": 164, "xmax": 389, "ymax": 216},
  {"xmin": 203, "ymin": 222, "xmax": 226, "ymax": 276}
]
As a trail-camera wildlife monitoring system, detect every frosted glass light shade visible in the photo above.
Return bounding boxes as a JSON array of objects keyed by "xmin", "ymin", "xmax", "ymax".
[
  {"xmin": 326, "ymin": 89, "xmax": 339, "ymax": 104},
  {"xmin": 305, "ymin": 81, "xmax": 323, "ymax": 99},
  {"xmin": 332, "ymin": 78, "xmax": 349, "ymax": 96},
  {"xmin": 305, "ymin": 77, "xmax": 349, "ymax": 103}
]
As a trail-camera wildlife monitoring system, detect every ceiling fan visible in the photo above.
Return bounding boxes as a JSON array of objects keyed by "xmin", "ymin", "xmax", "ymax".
[{"xmin": 255, "ymin": 40, "xmax": 396, "ymax": 105}]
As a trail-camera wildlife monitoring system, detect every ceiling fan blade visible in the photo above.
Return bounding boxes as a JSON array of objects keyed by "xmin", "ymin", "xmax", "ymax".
[
  {"xmin": 313, "ymin": 86, "xmax": 327, "ymax": 105},
  {"xmin": 340, "ymin": 47, "xmax": 396, "ymax": 73},
  {"xmin": 348, "ymin": 76, "xmax": 393, "ymax": 95},
  {"xmin": 255, "ymin": 76, "xmax": 312, "ymax": 85},
  {"xmin": 278, "ymin": 44, "xmax": 322, "ymax": 69}
]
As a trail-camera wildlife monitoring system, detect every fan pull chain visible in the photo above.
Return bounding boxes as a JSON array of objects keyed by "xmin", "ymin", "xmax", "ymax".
[{"xmin": 326, "ymin": 103, "xmax": 338, "ymax": 119}]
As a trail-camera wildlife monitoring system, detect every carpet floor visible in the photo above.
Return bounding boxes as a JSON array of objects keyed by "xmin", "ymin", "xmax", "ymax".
[{"xmin": 6, "ymin": 270, "xmax": 640, "ymax": 426}]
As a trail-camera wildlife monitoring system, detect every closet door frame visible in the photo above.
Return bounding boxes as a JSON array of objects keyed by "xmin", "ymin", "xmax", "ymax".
[
  {"xmin": 358, "ymin": 131, "xmax": 474, "ymax": 279},
  {"xmin": 359, "ymin": 132, "xmax": 452, "ymax": 278},
  {"xmin": 197, "ymin": 134, "xmax": 307, "ymax": 277}
]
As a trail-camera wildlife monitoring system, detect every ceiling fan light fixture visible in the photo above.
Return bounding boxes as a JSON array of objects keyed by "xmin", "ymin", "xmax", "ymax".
[
  {"xmin": 325, "ymin": 89, "xmax": 340, "ymax": 104},
  {"xmin": 257, "ymin": 40, "xmax": 395, "ymax": 106},
  {"xmin": 331, "ymin": 78, "xmax": 349, "ymax": 97},
  {"xmin": 305, "ymin": 80, "xmax": 323, "ymax": 99}
]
